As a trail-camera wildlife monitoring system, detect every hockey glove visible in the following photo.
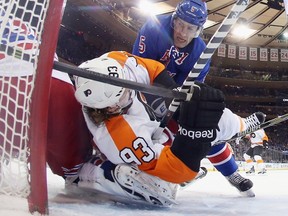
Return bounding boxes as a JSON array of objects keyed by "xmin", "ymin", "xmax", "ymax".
[
  {"xmin": 178, "ymin": 81, "xmax": 225, "ymax": 130},
  {"xmin": 171, "ymin": 82, "xmax": 225, "ymax": 172}
]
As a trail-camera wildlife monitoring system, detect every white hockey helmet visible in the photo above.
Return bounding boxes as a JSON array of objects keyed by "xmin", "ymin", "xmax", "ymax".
[{"xmin": 75, "ymin": 57, "xmax": 126, "ymax": 109}]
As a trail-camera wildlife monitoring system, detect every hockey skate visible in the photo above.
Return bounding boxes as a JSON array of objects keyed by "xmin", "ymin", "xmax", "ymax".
[
  {"xmin": 65, "ymin": 175, "xmax": 80, "ymax": 188},
  {"xmin": 258, "ymin": 168, "xmax": 267, "ymax": 174},
  {"xmin": 75, "ymin": 158, "xmax": 178, "ymax": 207},
  {"xmin": 226, "ymin": 172, "xmax": 255, "ymax": 197},
  {"xmin": 113, "ymin": 164, "xmax": 178, "ymax": 207},
  {"xmin": 179, "ymin": 167, "xmax": 208, "ymax": 189},
  {"xmin": 245, "ymin": 166, "xmax": 255, "ymax": 175}
]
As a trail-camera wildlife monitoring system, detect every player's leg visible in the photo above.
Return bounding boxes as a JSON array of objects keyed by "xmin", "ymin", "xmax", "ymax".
[
  {"xmin": 243, "ymin": 148, "xmax": 255, "ymax": 174},
  {"xmin": 207, "ymin": 108, "xmax": 265, "ymax": 197},
  {"xmin": 213, "ymin": 108, "xmax": 266, "ymax": 144},
  {"xmin": 252, "ymin": 146, "xmax": 266, "ymax": 174},
  {"xmin": 207, "ymin": 143, "xmax": 238, "ymax": 176},
  {"xmin": 77, "ymin": 156, "xmax": 178, "ymax": 207},
  {"xmin": 46, "ymin": 77, "xmax": 93, "ymax": 179},
  {"xmin": 207, "ymin": 142, "xmax": 254, "ymax": 197}
]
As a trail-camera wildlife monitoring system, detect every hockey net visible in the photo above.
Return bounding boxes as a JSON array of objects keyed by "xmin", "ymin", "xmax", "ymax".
[{"xmin": 0, "ymin": 0, "xmax": 64, "ymax": 214}]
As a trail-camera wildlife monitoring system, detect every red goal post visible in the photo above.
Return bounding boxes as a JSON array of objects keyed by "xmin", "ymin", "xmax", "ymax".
[{"xmin": 0, "ymin": 0, "xmax": 65, "ymax": 214}]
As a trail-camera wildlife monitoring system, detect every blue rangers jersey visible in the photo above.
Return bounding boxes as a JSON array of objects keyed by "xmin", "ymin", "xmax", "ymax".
[{"xmin": 132, "ymin": 14, "xmax": 210, "ymax": 85}]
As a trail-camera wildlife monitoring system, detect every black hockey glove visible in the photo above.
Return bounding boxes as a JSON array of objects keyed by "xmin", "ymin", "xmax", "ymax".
[
  {"xmin": 263, "ymin": 140, "xmax": 269, "ymax": 149},
  {"xmin": 171, "ymin": 82, "xmax": 225, "ymax": 172},
  {"xmin": 178, "ymin": 81, "xmax": 225, "ymax": 130}
]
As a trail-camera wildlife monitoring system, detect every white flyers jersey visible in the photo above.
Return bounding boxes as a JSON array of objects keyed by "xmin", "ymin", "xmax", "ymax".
[
  {"xmin": 248, "ymin": 129, "xmax": 268, "ymax": 147},
  {"xmin": 82, "ymin": 51, "xmax": 198, "ymax": 183},
  {"xmin": 83, "ymin": 95, "xmax": 163, "ymax": 167},
  {"xmin": 100, "ymin": 51, "xmax": 166, "ymax": 86}
]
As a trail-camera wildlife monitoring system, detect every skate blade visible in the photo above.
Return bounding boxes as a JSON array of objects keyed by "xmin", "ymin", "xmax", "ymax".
[
  {"xmin": 245, "ymin": 172, "xmax": 255, "ymax": 176},
  {"xmin": 240, "ymin": 188, "xmax": 255, "ymax": 197},
  {"xmin": 257, "ymin": 172, "xmax": 267, "ymax": 175}
]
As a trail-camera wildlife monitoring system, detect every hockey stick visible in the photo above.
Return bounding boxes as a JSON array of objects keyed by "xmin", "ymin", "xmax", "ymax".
[
  {"xmin": 0, "ymin": 43, "xmax": 191, "ymax": 100},
  {"xmin": 53, "ymin": 62, "xmax": 288, "ymax": 146},
  {"xmin": 2, "ymin": 0, "xmax": 248, "ymax": 104},
  {"xmin": 215, "ymin": 113, "xmax": 288, "ymax": 145},
  {"xmin": 159, "ymin": 0, "xmax": 250, "ymax": 129},
  {"xmin": 53, "ymin": 61, "xmax": 191, "ymax": 100},
  {"xmin": 3, "ymin": 45, "xmax": 288, "ymax": 146}
]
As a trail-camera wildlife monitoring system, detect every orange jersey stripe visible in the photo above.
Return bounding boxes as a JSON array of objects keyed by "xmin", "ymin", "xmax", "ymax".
[
  {"xmin": 105, "ymin": 115, "xmax": 157, "ymax": 171},
  {"xmin": 105, "ymin": 116, "xmax": 196, "ymax": 183},
  {"xmin": 135, "ymin": 57, "xmax": 166, "ymax": 82},
  {"xmin": 106, "ymin": 51, "xmax": 165, "ymax": 84},
  {"xmin": 106, "ymin": 51, "xmax": 128, "ymax": 67},
  {"xmin": 146, "ymin": 147, "xmax": 198, "ymax": 184}
]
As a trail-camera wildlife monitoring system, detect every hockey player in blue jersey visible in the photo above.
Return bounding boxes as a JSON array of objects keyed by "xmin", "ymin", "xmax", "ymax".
[
  {"xmin": 133, "ymin": 1, "xmax": 208, "ymax": 85},
  {"xmin": 132, "ymin": 0, "xmax": 255, "ymax": 196}
]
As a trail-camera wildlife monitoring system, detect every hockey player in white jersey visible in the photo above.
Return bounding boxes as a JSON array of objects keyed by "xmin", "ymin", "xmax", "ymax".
[
  {"xmin": 243, "ymin": 128, "xmax": 269, "ymax": 174},
  {"xmin": 72, "ymin": 51, "xmax": 265, "ymax": 206}
]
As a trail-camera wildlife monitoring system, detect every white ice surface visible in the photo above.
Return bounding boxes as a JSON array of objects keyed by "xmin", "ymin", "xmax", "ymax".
[{"xmin": 0, "ymin": 168, "xmax": 288, "ymax": 216}]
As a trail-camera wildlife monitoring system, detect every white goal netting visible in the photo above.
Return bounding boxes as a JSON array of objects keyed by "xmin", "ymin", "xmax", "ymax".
[{"xmin": 0, "ymin": 0, "xmax": 49, "ymax": 196}]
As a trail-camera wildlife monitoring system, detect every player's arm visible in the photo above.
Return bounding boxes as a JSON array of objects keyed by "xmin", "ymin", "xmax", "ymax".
[
  {"xmin": 146, "ymin": 82, "xmax": 225, "ymax": 183},
  {"xmin": 132, "ymin": 54, "xmax": 178, "ymax": 114},
  {"xmin": 135, "ymin": 56, "xmax": 177, "ymax": 88},
  {"xmin": 106, "ymin": 50, "xmax": 177, "ymax": 88}
]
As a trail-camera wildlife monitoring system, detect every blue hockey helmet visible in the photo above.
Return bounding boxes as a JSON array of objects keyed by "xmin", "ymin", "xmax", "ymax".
[{"xmin": 173, "ymin": 0, "xmax": 208, "ymax": 27}]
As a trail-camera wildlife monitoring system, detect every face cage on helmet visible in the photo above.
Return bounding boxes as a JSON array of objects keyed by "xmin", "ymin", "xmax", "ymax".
[{"xmin": 171, "ymin": 15, "xmax": 203, "ymax": 38}]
